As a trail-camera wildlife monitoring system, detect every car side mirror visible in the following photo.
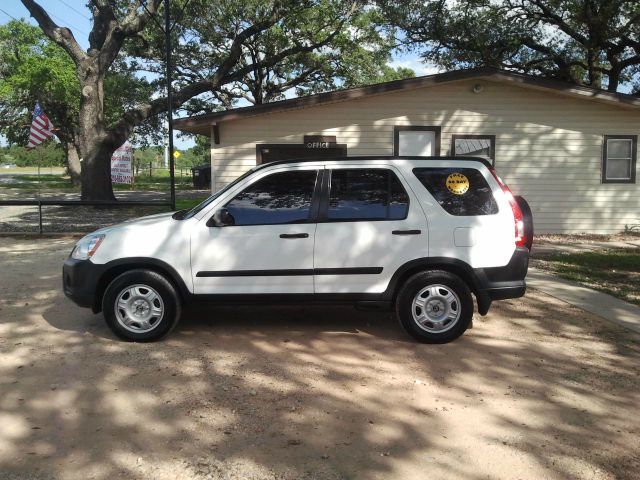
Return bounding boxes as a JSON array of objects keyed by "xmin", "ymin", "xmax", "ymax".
[{"xmin": 206, "ymin": 208, "xmax": 235, "ymax": 227}]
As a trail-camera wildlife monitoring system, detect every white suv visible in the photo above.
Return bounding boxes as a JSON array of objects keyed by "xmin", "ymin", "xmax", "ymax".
[{"xmin": 63, "ymin": 156, "xmax": 531, "ymax": 343}]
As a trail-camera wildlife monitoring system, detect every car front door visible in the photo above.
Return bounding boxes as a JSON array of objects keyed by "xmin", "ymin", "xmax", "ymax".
[
  {"xmin": 191, "ymin": 166, "xmax": 320, "ymax": 294},
  {"xmin": 313, "ymin": 165, "xmax": 428, "ymax": 294}
]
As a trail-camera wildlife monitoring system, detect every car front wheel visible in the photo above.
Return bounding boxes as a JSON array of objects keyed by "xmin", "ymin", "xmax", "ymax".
[
  {"xmin": 102, "ymin": 269, "xmax": 181, "ymax": 342},
  {"xmin": 396, "ymin": 270, "xmax": 473, "ymax": 343}
]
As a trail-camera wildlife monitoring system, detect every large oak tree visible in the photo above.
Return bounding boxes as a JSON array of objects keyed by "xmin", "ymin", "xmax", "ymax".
[
  {"xmin": 20, "ymin": 0, "xmax": 396, "ymax": 200},
  {"xmin": 382, "ymin": 0, "xmax": 640, "ymax": 94},
  {"xmin": 0, "ymin": 20, "xmax": 158, "ymax": 184}
]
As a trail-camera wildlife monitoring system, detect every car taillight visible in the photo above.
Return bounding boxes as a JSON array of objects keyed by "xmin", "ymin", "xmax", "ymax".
[{"xmin": 489, "ymin": 168, "xmax": 527, "ymax": 248}]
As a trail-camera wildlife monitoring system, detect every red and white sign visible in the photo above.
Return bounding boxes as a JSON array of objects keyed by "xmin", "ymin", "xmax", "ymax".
[{"xmin": 111, "ymin": 142, "xmax": 133, "ymax": 184}]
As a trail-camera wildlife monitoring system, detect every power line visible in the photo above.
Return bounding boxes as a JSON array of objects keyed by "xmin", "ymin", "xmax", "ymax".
[
  {"xmin": 0, "ymin": 6, "xmax": 88, "ymax": 38},
  {"xmin": 0, "ymin": 7, "xmax": 18, "ymax": 21},
  {"xmin": 54, "ymin": 0, "xmax": 91, "ymax": 21},
  {"xmin": 47, "ymin": 11, "xmax": 89, "ymax": 37}
]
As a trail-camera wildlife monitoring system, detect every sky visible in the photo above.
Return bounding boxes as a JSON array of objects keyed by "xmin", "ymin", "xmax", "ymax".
[{"xmin": 0, "ymin": 0, "xmax": 437, "ymax": 149}]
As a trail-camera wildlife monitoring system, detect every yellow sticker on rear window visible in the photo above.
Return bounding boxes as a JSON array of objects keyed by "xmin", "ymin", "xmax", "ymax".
[{"xmin": 446, "ymin": 172, "xmax": 469, "ymax": 195}]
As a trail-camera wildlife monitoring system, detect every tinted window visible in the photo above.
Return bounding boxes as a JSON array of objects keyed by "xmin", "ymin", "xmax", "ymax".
[
  {"xmin": 328, "ymin": 169, "xmax": 409, "ymax": 221},
  {"xmin": 182, "ymin": 168, "xmax": 255, "ymax": 219},
  {"xmin": 413, "ymin": 167, "xmax": 498, "ymax": 216},
  {"xmin": 224, "ymin": 170, "xmax": 318, "ymax": 225}
]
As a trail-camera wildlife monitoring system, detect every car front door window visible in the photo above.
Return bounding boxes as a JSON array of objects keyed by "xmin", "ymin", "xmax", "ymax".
[{"xmin": 224, "ymin": 170, "xmax": 318, "ymax": 225}]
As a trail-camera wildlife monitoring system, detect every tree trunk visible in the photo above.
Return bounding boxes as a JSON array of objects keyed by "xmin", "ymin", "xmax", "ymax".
[
  {"xmin": 80, "ymin": 142, "xmax": 119, "ymax": 201},
  {"xmin": 78, "ymin": 63, "xmax": 117, "ymax": 201},
  {"xmin": 64, "ymin": 141, "xmax": 81, "ymax": 185}
]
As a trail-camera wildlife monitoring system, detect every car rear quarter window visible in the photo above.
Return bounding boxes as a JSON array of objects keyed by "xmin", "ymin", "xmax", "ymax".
[
  {"xmin": 413, "ymin": 167, "xmax": 498, "ymax": 216},
  {"xmin": 328, "ymin": 168, "xmax": 409, "ymax": 221}
]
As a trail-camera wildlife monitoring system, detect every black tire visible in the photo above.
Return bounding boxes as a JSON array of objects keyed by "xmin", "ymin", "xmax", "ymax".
[
  {"xmin": 395, "ymin": 270, "xmax": 473, "ymax": 344},
  {"xmin": 102, "ymin": 269, "xmax": 181, "ymax": 342}
]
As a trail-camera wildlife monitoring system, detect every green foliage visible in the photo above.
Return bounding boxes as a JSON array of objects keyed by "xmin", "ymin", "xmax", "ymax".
[
  {"xmin": 127, "ymin": 0, "xmax": 411, "ymax": 113},
  {"xmin": 0, "ymin": 20, "xmax": 160, "ymax": 149},
  {"xmin": 0, "ymin": 20, "xmax": 79, "ymax": 146},
  {"xmin": 8, "ymin": 1, "xmax": 415, "ymax": 200},
  {"xmin": 383, "ymin": 0, "xmax": 640, "ymax": 93},
  {"xmin": 189, "ymin": 136, "xmax": 211, "ymax": 166},
  {"xmin": 131, "ymin": 141, "xmax": 209, "ymax": 174},
  {"xmin": 0, "ymin": 143, "xmax": 65, "ymax": 167}
]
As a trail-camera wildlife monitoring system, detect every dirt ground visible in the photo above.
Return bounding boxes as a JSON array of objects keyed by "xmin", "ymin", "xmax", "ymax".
[{"xmin": 1, "ymin": 237, "xmax": 639, "ymax": 480}]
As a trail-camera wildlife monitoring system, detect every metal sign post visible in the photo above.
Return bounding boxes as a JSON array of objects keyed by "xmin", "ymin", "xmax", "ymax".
[{"xmin": 164, "ymin": 0, "xmax": 176, "ymax": 211}]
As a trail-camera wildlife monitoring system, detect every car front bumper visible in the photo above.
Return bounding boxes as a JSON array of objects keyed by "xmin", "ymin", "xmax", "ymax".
[{"xmin": 62, "ymin": 257, "xmax": 101, "ymax": 309}]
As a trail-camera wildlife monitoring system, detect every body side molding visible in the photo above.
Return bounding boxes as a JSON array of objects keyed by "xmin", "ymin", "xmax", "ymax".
[{"xmin": 196, "ymin": 267, "xmax": 383, "ymax": 277}]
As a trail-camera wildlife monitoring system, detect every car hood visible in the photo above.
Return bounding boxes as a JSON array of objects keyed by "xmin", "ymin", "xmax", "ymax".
[
  {"xmin": 91, "ymin": 211, "xmax": 177, "ymax": 236},
  {"xmin": 88, "ymin": 210, "xmax": 193, "ymax": 265}
]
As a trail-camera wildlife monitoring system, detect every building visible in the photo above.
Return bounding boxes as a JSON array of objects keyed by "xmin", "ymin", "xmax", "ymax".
[{"xmin": 174, "ymin": 67, "xmax": 640, "ymax": 234}]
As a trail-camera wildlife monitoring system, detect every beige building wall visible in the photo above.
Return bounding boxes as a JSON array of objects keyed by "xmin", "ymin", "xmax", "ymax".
[{"xmin": 211, "ymin": 79, "xmax": 640, "ymax": 234}]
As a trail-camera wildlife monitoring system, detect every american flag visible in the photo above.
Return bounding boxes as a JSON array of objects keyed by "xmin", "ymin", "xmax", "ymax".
[{"xmin": 26, "ymin": 102, "xmax": 56, "ymax": 149}]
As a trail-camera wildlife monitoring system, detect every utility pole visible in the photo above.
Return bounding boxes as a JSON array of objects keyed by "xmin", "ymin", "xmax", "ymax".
[{"xmin": 164, "ymin": 0, "xmax": 176, "ymax": 210}]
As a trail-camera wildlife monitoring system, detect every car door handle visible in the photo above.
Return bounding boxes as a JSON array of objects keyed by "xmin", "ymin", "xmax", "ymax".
[
  {"xmin": 392, "ymin": 229, "xmax": 422, "ymax": 235},
  {"xmin": 279, "ymin": 233, "xmax": 309, "ymax": 239}
]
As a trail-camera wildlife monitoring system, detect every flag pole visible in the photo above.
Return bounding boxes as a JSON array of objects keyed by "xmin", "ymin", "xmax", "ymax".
[{"xmin": 37, "ymin": 144, "xmax": 42, "ymax": 199}]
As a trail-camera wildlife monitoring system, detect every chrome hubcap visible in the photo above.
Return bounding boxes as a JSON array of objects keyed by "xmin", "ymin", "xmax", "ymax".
[
  {"xmin": 114, "ymin": 284, "xmax": 164, "ymax": 333},
  {"xmin": 411, "ymin": 284, "xmax": 461, "ymax": 333}
]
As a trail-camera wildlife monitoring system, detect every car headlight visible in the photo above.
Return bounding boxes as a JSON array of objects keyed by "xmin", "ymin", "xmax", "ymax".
[{"xmin": 71, "ymin": 234, "xmax": 105, "ymax": 260}]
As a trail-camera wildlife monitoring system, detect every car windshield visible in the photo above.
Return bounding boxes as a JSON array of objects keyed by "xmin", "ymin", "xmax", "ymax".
[{"xmin": 178, "ymin": 168, "xmax": 256, "ymax": 220}]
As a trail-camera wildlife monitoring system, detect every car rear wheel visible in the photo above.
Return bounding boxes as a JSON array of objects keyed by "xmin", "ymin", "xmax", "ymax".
[
  {"xmin": 102, "ymin": 269, "xmax": 181, "ymax": 342},
  {"xmin": 396, "ymin": 270, "xmax": 473, "ymax": 343}
]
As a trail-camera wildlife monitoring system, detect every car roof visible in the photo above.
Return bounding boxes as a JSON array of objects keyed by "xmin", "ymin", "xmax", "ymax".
[{"xmin": 252, "ymin": 155, "xmax": 493, "ymax": 173}]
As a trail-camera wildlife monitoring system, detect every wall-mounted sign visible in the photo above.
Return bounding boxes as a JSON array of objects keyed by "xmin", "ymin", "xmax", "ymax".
[{"xmin": 304, "ymin": 135, "xmax": 337, "ymax": 149}]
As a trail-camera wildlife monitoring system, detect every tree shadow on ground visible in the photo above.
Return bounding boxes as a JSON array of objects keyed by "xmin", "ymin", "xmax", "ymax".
[{"xmin": 1, "ymin": 238, "xmax": 639, "ymax": 479}]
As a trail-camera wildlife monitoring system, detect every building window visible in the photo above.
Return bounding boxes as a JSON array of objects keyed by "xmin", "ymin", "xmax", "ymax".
[
  {"xmin": 451, "ymin": 135, "xmax": 495, "ymax": 164},
  {"xmin": 602, "ymin": 135, "xmax": 637, "ymax": 183},
  {"xmin": 394, "ymin": 126, "xmax": 441, "ymax": 157},
  {"xmin": 325, "ymin": 168, "xmax": 409, "ymax": 221}
]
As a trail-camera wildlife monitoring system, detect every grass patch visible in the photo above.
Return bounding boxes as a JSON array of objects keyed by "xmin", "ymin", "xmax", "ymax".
[
  {"xmin": 0, "ymin": 167, "xmax": 65, "ymax": 175},
  {"xmin": 533, "ymin": 249, "xmax": 640, "ymax": 306},
  {"xmin": 175, "ymin": 197, "xmax": 207, "ymax": 211},
  {"xmin": 2, "ymin": 171, "xmax": 195, "ymax": 192},
  {"xmin": 1, "ymin": 174, "xmax": 75, "ymax": 190}
]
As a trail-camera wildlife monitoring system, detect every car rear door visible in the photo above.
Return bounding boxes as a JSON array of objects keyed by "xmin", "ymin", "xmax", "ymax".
[{"xmin": 313, "ymin": 164, "xmax": 428, "ymax": 294}]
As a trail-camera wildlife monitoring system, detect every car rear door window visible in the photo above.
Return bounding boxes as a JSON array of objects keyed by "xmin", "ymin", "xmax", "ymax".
[
  {"xmin": 413, "ymin": 167, "xmax": 498, "ymax": 216},
  {"xmin": 224, "ymin": 170, "xmax": 318, "ymax": 225},
  {"xmin": 327, "ymin": 169, "xmax": 409, "ymax": 221}
]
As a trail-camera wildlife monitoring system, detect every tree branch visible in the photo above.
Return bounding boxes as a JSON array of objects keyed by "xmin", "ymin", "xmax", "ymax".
[
  {"xmin": 96, "ymin": 0, "xmax": 162, "ymax": 71},
  {"xmin": 526, "ymin": 0, "xmax": 588, "ymax": 46},
  {"xmin": 20, "ymin": 0, "xmax": 86, "ymax": 64}
]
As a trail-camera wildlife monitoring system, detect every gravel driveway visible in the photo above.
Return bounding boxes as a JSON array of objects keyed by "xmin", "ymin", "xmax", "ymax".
[{"xmin": 0, "ymin": 237, "xmax": 639, "ymax": 480}]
